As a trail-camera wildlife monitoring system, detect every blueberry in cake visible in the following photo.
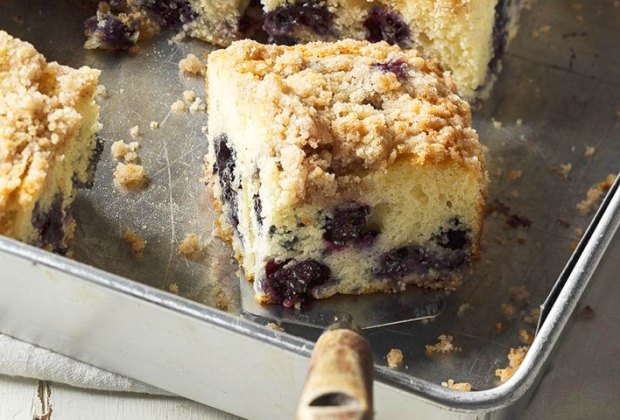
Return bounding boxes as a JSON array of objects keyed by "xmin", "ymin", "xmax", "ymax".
[
  {"xmin": 261, "ymin": 0, "xmax": 525, "ymax": 99},
  {"xmin": 206, "ymin": 40, "xmax": 488, "ymax": 307},
  {"xmin": 84, "ymin": 0, "xmax": 260, "ymax": 50},
  {"xmin": 0, "ymin": 31, "xmax": 102, "ymax": 254}
]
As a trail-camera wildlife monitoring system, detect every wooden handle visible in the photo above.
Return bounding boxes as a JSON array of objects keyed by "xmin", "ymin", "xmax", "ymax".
[{"xmin": 296, "ymin": 328, "xmax": 373, "ymax": 420}]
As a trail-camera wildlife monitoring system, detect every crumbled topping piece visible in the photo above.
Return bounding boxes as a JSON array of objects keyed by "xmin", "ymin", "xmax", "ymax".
[
  {"xmin": 266, "ymin": 322, "xmax": 285, "ymax": 332},
  {"xmin": 519, "ymin": 329, "xmax": 534, "ymax": 345},
  {"xmin": 177, "ymin": 233, "xmax": 203, "ymax": 260},
  {"xmin": 129, "ymin": 125, "xmax": 141, "ymax": 139},
  {"xmin": 584, "ymin": 146, "xmax": 595, "ymax": 157},
  {"xmin": 441, "ymin": 379, "xmax": 472, "ymax": 392},
  {"xmin": 95, "ymin": 84, "xmax": 108, "ymax": 100},
  {"xmin": 150, "ymin": 121, "xmax": 159, "ymax": 130},
  {"xmin": 425, "ymin": 335, "xmax": 459, "ymax": 354},
  {"xmin": 501, "ymin": 303, "xmax": 517, "ymax": 319},
  {"xmin": 531, "ymin": 24, "xmax": 551, "ymax": 38},
  {"xmin": 179, "ymin": 53, "xmax": 206, "ymax": 76},
  {"xmin": 123, "ymin": 229, "xmax": 146, "ymax": 255},
  {"xmin": 386, "ymin": 348, "xmax": 404, "ymax": 368},
  {"xmin": 551, "ymin": 163, "xmax": 572, "ymax": 178},
  {"xmin": 509, "ymin": 285, "xmax": 530, "ymax": 304},
  {"xmin": 114, "ymin": 163, "xmax": 147, "ymax": 190},
  {"xmin": 168, "ymin": 283, "xmax": 179, "ymax": 294},
  {"xmin": 111, "ymin": 140, "xmax": 139, "ymax": 162},
  {"xmin": 576, "ymin": 174, "xmax": 616, "ymax": 215},
  {"xmin": 495, "ymin": 347, "xmax": 529, "ymax": 383},
  {"xmin": 523, "ymin": 307, "xmax": 541, "ymax": 325},
  {"xmin": 171, "ymin": 99, "xmax": 186, "ymax": 112},
  {"xmin": 494, "ymin": 321, "xmax": 505, "ymax": 333},
  {"xmin": 492, "ymin": 119, "xmax": 503, "ymax": 129},
  {"xmin": 183, "ymin": 89, "xmax": 197, "ymax": 103},
  {"xmin": 215, "ymin": 288, "xmax": 230, "ymax": 311}
]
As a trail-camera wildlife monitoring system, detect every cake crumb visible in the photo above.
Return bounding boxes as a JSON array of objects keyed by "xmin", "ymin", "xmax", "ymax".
[
  {"xmin": 576, "ymin": 174, "xmax": 616, "ymax": 215},
  {"xmin": 123, "ymin": 230, "xmax": 146, "ymax": 255},
  {"xmin": 441, "ymin": 379, "xmax": 472, "ymax": 392},
  {"xmin": 523, "ymin": 308, "xmax": 541, "ymax": 325},
  {"xmin": 111, "ymin": 140, "xmax": 139, "ymax": 162},
  {"xmin": 531, "ymin": 24, "xmax": 551, "ymax": 39},
  {"xmin": 183, "ymin": 89, "xmax": 197, "ymax": 103},
  {"xmin": 266, "ymin": 322, "xmax": 284, "ymax": 332},
  {"xmin": 95, "ymin": 84, "xmax": 108, "ymax": 100},
  {"xmin": 519, "ymin": 329, "xmax": 534, "ymax": 345},
  {"xmin": 171, "ymin": 99, "xmax": 186, "ymax": 112},
  {"xmin": 179, "ymin": 53, "xmax": 206, "ymax": 76},
  {"xmin": 149, "ymin": 121, "xmax": 159, "ymax": 130},
  {"xmin": 129, "ymin": 125, "xmax": 141, "ymax": 139},
  {"xmin": 425, "ymin": 335, "xmax": 459, "ymax": 354},
  {"xmin": 189, "ymin": 97, "xmax": 206, "ymax": 114},
  {"xmin": 492, "ymin": 119, "xmax": 503, "ymax": 129},
  {"xmin": 501, "ymin": 303, "xmax": 517, "ymax": 319},
  {"xmin": 557, "ymin": 163, "xmax": 572, "ymax": 178},
  {"xmin": 509, "ymin": 285, "xmax": 530, "ymax": 304},
  {"xmin": 457, "ymin": 303, "xmax": 472, "ymax": 317},
  {"xmin": 215, "ymin": 288, "xmax": 229, "ymax": 311},
  {"xmin": 177, "ymin": 233, "xmax": 203, "ymax": 260},
  {"xmin": 168, "ymin": 283, "xmax": 179, "ymax": 294},
  {"xmin": 507, "ymin": 170, "xmax": 523, "ymax": 182},
  {"xmin": 494, "ymin": 321, "xmax": 505, "ymax": 333},
  {"xmin": 114, "ymin": 163, "xmax": 147, "ymax": 190},
  {"xmin": 573, "ymin": 227, "xmax": 584, "ymax": 237},
  {"xmin": 516, "ymin": 118, "xmax": 523, "ymax": 126},
  {"xmin": 495, "ymin": 347, "xmax": 529, "ymax": 383},
  {"xmin": 386, "ymin": 348, "xmax": 404, "ymax": 368},
  {"xmin": 584, "ymin": 146, "xmax": 595, "ymax": 157}
]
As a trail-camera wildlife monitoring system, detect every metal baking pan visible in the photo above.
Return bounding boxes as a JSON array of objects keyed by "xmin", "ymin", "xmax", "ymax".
[{"xmin": 1, "ymin": 0, "xmax": 619, "ymax": 418}]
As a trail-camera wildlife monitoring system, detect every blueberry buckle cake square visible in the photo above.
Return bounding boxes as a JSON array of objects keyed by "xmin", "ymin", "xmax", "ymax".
[
  {"xmin": 206, "ymin": 40, "xmax": 487, "ymax": 308},
  {"xmin": 262, "ymin": 0, "xmax": 525, "ymax": 99},
  {"xmin": 0, "ymin": 31, "xmax": 102, "ymax": 254}
]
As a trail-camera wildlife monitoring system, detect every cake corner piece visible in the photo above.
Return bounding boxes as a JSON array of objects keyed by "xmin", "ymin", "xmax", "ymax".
[
  {"xmin": 0, "ymin": 30, "xmax": 102, "ymax": 254},
  {"xmin": 206, "ymin": 39, "xmax": 487, "ymax": 308}
]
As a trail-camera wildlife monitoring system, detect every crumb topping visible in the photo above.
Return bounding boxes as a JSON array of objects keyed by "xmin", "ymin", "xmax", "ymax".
[
  {"xmin": 386, "ymin": 348, "xmax": 404, "ymax": 368},
  {"xmin": 425, "ymin": 334, "xmax": 459, "ymax": 354},
  {"xmin": 177, "ymin": 233, "xmax": 203, "ymax": 260},
  {"xmin": 495, "ymin": 346, "xmax": 529, "ymax": 383},
  {"xmin": 210, "ymin": 40, "xmax": 484, "ymax": 204},
  {"xmin": 111, "ymin": 140, "xmax": 139, "ymax": 162},
  {"xmin": 441, "ymin": 379, "xmax": 472, "ymax": 392},
  {"xmin": 265, "ymin": 322, "xmax": 285, "ymax": 332},
  {"xmin": 123, "ymin": 229, "xmax": 146, "ymax": 255},
  {"xmin": 114, "ymin": 162, "xmax": 146, "ymax": 190},
  {"xmin": 179, "ymin": 53, "xmax": 206, "ymax": 76},
  {"xmin": 576, "ymin": 174, "xmax": 616, "ymax": 215},
  {"xmin": 0, "ymin": 31, "xmax": 100, "ymax": 226}
]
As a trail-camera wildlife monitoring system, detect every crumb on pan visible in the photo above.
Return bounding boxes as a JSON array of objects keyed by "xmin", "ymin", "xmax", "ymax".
[
  {"xmin": 149, "ymin": 121, "xmax": 159, "ymax": 130},
  {"xmin": 114, "ymin": 163, "xmax": 147, "ymax": 190},
  {"xmin": 189, "ymin": 97, "xmax": 206, "ymax": 114},
  {"xmin": 168, "ymin": 283, "xmax": 179, "ymax": 294},
  {"xmin": 573, "ymin": 227, "xmax": 584, "ymax": 237},
  {"xmin": 266, "ymin": 322, "xmax": 285, "ymax": 332},
  {"xmin": 531, "ymin": 24, "xmax": 551, "ymax": 38},
  {"xmin": 171, "ymin": 99, "xmax": 186, "ymax": 112},
  {"xmin": 183, "ymin": 89, "xmax": 197, "ymax": 103},
  {"xmin": 215, "ymin": 288, "xmax": 229, "ymax": 311},
  {"xmin": 509, "ymin": 285, "xmax": 530, "ymax": 304},
  {"xmin": 95, "ymin": 84, "xmax": 108, "ymax": 100},
  {"xmin": 179, "ymin": 53, "xmax": 206, "ymax": 76},
  {"xmin": 523, "ymin": 307, "xmax": 541, "ymax": 325},
  {"xmin": 457, "ymin": 303, "xmax": 472, "ymax": 317},
  {"xmin": 177, "ymin": 233, "xmax": 203, "ymax": 260},
  {"xmin": 495, "ymin": 346, "xmax": 529, "ymax": 383},
  {"xmin": 576, "ymin": 174, "xmax": 617, "ymax": 215},
  {"xmin": 425, "ymin": 335, "xmax": 459, "ymax": 354},
  {"xmin": 519, "ymin": 328, "xmax": 534, "ymax": 345},
  {"xmin": 584, "ymin": 146, "xmax": 595, "ymax": 157},
  {"xmin": 441, "ymin": 379, "xmax": 472, "ymax": 392},
  {"xmin": 494, "ymin": 321, "xmax": 505, "ymax": 333},
  {"xmin": 501, "ymin": 303, "xmax": 517, "ymax": 319},
  {"xmin": 386, "ymin": 348, "xmax": 404, "ymax": 368},
  {"xmin": 492, "ymin": 119, "xmax": 503, "ymax": 129},
  {"xmin": 111, "ymin": 140, "xmax": 139, "ymax": 162},
  {"xmin": 123, "ymin": 229, "xmax": 146, "ymax": 255},
  {"xmin": 129, "ymin": 125, "xmax": 141, "ymax": 139},
  {"xmin": 507, "ymin": 170, "xmax": 523, "ymax": 182}
]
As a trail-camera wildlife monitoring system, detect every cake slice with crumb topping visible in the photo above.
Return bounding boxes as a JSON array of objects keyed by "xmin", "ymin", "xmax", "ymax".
[
  {"xmin": 261, "ymin": 0, "xmax": 525, "ymax": 99},
  {"xmin": 0, "ymin": 31, "xmax": 102, "ymax": 254},
  {"xmin": 206, "ymin": 40, "xmax": 487, "ymax": 308}
]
